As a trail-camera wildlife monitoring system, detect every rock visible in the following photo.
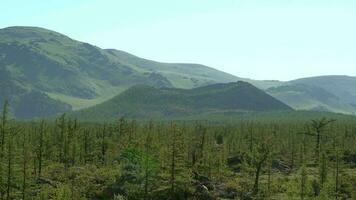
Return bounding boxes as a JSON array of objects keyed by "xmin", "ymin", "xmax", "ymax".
[
  {"xmin": 227, "ymin": 155, "xmax": 244, "ymax": 166},
  {"xmin": 227, "ymin": 154, "xmax": 245, "ymax": 172},
  {"xmin": 194, "ymin": 184, "xmax": 216, "ymax": 200},
  {"xmin": 193, "ymin": 172, "xmax": 214, "ymax": 190},
  {"xmin": 215, "ymin": 183, "xmax": 238, "ymax": 199},
  {"xmin": 343, "ymin": 150, "xmax": 356, "ymax": 166},
  {"xmin": 272, "ymin": 159, "xmax": 291, "ymax": 173},
  {"xmin": 36, "ymin": 178, "xmax": 56, "ymax": 187}
]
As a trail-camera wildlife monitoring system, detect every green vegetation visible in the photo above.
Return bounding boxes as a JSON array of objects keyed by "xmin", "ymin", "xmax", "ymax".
[
  {"xmin": 267, "ymin": 83, "xmax": 356, "ymax": 114},
  {"xmin": 0, "ymin": 26, "xmax": 241, "ymax": 119},
  {"xmin": 1, "ymin": 21, "xmax": 356, "ymax": 200},
  {"xmin": 267, "ymin": 76, "xmax": 356, "ymax": 115},
  {"xmin": 69, "ymin": 81, "xmax": 292, "ymax": 121},
  {"xmin": 290, "ymin": 75, "xmax": 356, "ymax": 106},
  {"xmin": 1, "ymin": 102, "xmax": 356, "ymax": 199},
  {"xmin": 1, "ymin": 26, "xmax": 356, "ymax": 119}
]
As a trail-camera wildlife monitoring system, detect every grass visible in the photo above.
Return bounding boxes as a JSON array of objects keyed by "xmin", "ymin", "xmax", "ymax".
[{"xmin": 47, "ymin": 88, "xmax": 124, "ymax": 110}]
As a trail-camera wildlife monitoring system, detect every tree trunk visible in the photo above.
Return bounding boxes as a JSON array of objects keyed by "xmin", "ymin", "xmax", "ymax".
[{"xmin": 253, "ymin": 163, "xmax": 262, "ymax": 195}]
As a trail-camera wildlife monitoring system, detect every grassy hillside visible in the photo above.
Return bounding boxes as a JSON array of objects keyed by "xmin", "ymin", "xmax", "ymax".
[
  {"xmin": 2, "ymin": 26, "xmax": 356, "ymax": 118},
  {"xmin": 104, "ymin": 49, "xmax": 240, "ymax": 88},
  {"xmin": 267, "ymin": 76, "xmax": 356, "ymax": 115},
  {"xmin": 0, "ymin": 26, "xmax": 243, "ymax": 118},
  {"xmin": 69, "ymin": 81, "xmax": 292, "ymax": 121},
  {"xmin": 289, "ymin": 75, "xmax": 356, "ymax": 105},
  {"xmin": 267, "ymin": 84, "xmax": 356, "ymax": 115}
]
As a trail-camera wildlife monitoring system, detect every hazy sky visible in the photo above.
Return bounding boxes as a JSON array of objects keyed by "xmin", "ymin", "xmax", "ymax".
[{"xmin": 1, "ymin": 0, "xmax": 356, "ymax": 80}]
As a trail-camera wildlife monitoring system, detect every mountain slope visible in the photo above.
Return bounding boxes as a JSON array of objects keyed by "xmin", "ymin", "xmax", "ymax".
[
  {"xmin": 266, "ymin": 76, "xmax": 356, "ymax": 115},
  {"xmin": 69, "ymin": 81, "xmax": 292, "ymax": 121},
  {"xmin": 267, "ymin": 84, "xmax": 356, "ymax": 114},
  {"xmin": 104, "ymin": 49, "xmax": 239, "ymax": 88},
  {"xmin": 288, "ymin": 75, "xmax": 356, "ymax": 106},
  {"xmin": 2, "ymin": 26, "xmax": 356, "ymax": 118},
  {"xmin": 0, "ymin": 26, "xmax": 242, "ymax": 118}
]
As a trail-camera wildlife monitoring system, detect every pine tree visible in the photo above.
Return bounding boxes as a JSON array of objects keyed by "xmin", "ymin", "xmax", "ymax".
[
  {"xmin": 57, "ymin": 114, "xmax": 66, "ymax": 164},
  {"xmin": 335, "ymin": 147, "xmax": 340, "ymax": 199},
  {"xmin": 169, "ymin": 123, "xmax": 190, "ymax": 200},
  {"xmin": 6, "ymin": 127, "xmax": 21, "ymax": 200},
  {"xmin": 142, "ymin": 121, "xmax": 158, "ymax": 200},
  {"xmin": 300, "ymin": 165, "xmax": 307, "ymax": 200},
  {"xmin": 252, "ymin": 139, "xmax": 271, "ymax": 196},
  {"xmin": 83, "ymin": 129, "xmax": 90, "ymax": 164},
  {"xmin": 310, "ymin": 118, "xmax": 335, "ymax": 162},
  {"xmin": 0, "ymin": 101, "xmax": 9, "ymax": 200},
  {"xmin": 319, "ymin": 153, "xmax": 327, "ymax": 187},
  {"xmin": 22, "ymin": 130, "xmax": 29, "ymax": 200},
  {"xmin": 37, "ymin": 120, "xmax": 45, "ymax": 178},
  {"xmin": 100, "ymin": 124, "xmax": 108, "ymax": 165}
]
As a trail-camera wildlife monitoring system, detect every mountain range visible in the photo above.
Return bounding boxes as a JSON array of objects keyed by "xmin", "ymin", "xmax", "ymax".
[{"xmin": 1, "ymin": 26, "xmax": 356, "ymax": 119}]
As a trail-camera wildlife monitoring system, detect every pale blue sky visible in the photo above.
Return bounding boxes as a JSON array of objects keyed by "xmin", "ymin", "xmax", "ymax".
[{"xmin": 1, "ymin": 0, "xmax": 356, "ymax": 80}]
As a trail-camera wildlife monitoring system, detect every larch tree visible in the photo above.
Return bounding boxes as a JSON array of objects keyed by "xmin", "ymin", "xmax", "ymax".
[{"xmin": 0, "ymin": 101, "xmax": 9, "ymax": 200}]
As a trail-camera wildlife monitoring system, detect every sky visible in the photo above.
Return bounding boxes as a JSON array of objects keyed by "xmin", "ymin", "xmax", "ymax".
[{"xmin": 1, "ymin": 0, "xmax": 356, "ymax": 81}]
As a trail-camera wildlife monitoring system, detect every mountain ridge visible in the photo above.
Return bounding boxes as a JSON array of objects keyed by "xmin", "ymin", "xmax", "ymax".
[
  {"xmin": 68, "ymin": 81, "xmax": 292, "ymax": 121},
  {"xmin": 0, "ymin": 26, "xmax": 242, "ymax": 118},
  {"xmin": 1, "ymin": 26, "xmax": 356, "ymax": 118},
  {"xmin": 267, "ymin": 75, "xmax": 356, "ymax": 114}
]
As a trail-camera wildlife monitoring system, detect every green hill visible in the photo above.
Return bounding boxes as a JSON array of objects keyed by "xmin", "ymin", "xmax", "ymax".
[
  {"xmin": 69, "ymin": 81, "xmax": 292, "ymax": 121},
  {"xmin": 0, "ymin": 26, "xmax": 242, "ymax": 118},
  {"xmin": 288, "ymin": 75, "xmax": 356, "ymax": 106},
  {"xmin": 267, "ymin": 84, "xmax": 356, "ymax": 114},
  {"xmin": 267, "ymin": 76, "xmax": 356, "ymax": 115},
  {"xmin": 2, "ymin": 26, "xmax": 356, "ymax": 118}
]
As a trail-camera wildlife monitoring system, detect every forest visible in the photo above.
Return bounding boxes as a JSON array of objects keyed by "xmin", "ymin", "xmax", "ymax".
[{"xmin": 1, "ymin": 100, "xmax": 356, "ymax": 200}]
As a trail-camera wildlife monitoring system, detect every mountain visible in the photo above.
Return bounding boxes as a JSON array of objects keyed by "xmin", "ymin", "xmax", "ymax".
[
  {"xmin": 1, "ymin": 26, "xmax": 356, "ymax": 118},
  {"xmin": 69, "ymin": 81, "xmax": 292, "ymax": 121},
  {"xmin": 288, "ymin": 76, "xmax": 356, "ymax": 106},
  {"xmin": 0, "ymin": 26, "xmax": 244, "ymax": 118},
  {"xmin": 267, "ymin": 76, "xmax": 356, "ymax": 115},
  {"xmin": 266, "ymin": 84, "xmax": 356, "ymax": 114}
]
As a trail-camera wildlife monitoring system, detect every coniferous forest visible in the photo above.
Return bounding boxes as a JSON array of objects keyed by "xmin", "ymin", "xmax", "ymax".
[{"xmin": 1, "ymin": 101, "xmax": 356, "ymax": 200}]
